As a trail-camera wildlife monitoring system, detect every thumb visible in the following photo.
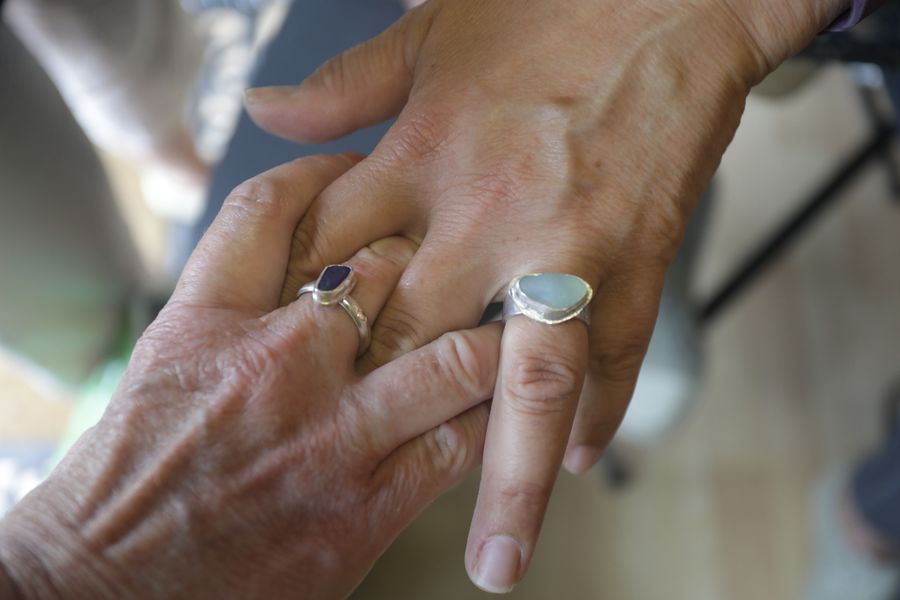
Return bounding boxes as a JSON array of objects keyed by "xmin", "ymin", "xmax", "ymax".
[{"xmin": 244, "ymin": 8, "xmax": 432, "ymax": 143}]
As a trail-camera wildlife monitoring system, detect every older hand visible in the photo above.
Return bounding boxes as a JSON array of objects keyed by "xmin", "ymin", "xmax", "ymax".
[
  {"xmin": 0, "ymin": 155, "xmax": 501, "ymax": 599},
  {"xmin": 243, "ymin": 0, "xmax": 844, "ymax": 592}
]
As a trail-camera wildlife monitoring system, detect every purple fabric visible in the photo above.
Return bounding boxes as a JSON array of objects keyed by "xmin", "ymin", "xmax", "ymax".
[{"xmin": 828, "ymin": 0, "xmax": 887, "ymax": 31}]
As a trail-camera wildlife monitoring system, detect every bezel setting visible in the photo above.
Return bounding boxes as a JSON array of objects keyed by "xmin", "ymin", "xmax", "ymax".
[
  {"xmin": 312, "ymin": 265, "xmax": 356, "ymax": 306},
  {"xmin": 506, "ymin": 273, "xmax": 593, "ymax": 325}
]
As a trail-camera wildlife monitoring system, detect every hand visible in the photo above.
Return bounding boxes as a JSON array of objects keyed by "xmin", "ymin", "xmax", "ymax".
[
  {"xmin": 243, "ymin": 0, "xmax": 843, "ymax": 592},
  {"xmin": 0, "ymin": 155, "xmax": 502, "ymax": 599}
]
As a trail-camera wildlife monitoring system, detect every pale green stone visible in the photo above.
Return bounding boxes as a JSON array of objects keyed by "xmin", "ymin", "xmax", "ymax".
[{"xmin": 519, "ymin": 273, "xmax": 588, "ymax": 310}]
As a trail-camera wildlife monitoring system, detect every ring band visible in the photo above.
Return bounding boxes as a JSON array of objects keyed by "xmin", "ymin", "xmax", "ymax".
[
  {"xmin": 502, "ymin": 273, "xmax": 593, "ymax": 326},
  {"xmin": 297, "ymin": 265, "xmax": 371, "ymax": 356}
]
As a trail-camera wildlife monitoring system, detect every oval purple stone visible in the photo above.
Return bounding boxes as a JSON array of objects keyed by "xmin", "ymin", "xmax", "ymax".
[{"xmin": 317, "ymin": 265, "xmax": 352, "ymax": 292}]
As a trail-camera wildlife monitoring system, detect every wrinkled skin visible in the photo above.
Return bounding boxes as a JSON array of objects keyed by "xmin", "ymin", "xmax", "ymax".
[
  {"xmin": 244, "ymin": 0, "xmax": 844, "ymax": 592},
  {"xmin": 0, "ymin": 156, "xmax": 503, "ymax": 599},
  {"xmin": 0, "ymin": 0, "xmax": 851, "ymax": 596}
]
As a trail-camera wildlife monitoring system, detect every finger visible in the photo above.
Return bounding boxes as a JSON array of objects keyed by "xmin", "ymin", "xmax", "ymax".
[
  {"xmin": 361, "ymin": 237, "xmax": 501, "ymax": 373},
  {"xmin": 563, "ymin": 270, "xmax": 666, "ymax": 475},
  {"xmin": 357, "ymin": 324, "xmax": 502, "ymax": 455},
  {"xmin": 466, "ymin": 317, "xmax": 589, "ymax": 594},
  {"xmin": 174, "ymin": 154, "xmax": 356, "ymax": 311},
  {"xmin": 268, "ymin": 236, "xmax": 418, "ymax": 363},
  {"xmin": 244, "ymin": 6, "xmax": 433, "ymax": 144},
  {"xmin": 279, "ymin": 157, "xmax": 417, "ymax": 306},
  {"xmin": 370, "ymin": 403, "xmax": 490, "ymax": 540}
]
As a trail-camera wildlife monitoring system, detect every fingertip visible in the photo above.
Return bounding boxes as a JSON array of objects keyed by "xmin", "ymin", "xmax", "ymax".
[
  {"xmin": 244, "ymin": 85, "xmax": 340, "ymax": 144},
  {"xmin": 563, "ymin": 445, "xmax": 603, "ymax": 475},
  {"xmin": 469, "ymin": 535, "xmax": 523, "ymax": 594}
]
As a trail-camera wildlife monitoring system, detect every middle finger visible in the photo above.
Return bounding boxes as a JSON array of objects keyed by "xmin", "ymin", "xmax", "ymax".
[{"xmin": 465, "ymin": 315, "xmax": 589, "ymax": 594}]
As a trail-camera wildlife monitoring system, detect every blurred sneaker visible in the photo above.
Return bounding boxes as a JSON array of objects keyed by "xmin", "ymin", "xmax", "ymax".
[{"xmin": 805, "ymin": 469, "xmax": 899, "ymax": 600}]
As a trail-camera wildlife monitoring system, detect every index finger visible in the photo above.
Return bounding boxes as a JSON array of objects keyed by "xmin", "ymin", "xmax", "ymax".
[
  {"xmin": 174, "ymin": 154, "xmax": 358, "ymax": 312},
  {"xmin": 465, "ymin": 317, "xmax": 589, "ymax": 593}
]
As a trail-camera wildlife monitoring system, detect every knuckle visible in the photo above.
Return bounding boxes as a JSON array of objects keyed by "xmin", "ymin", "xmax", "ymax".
[
  {"xmin": 261, "ymin": 312, "xmax": 319, "ymax": 357},
  {"xmin": 224, "ymin": 177, "xmax": 286, "ymax": 222},
  {"xmin": 503, "ymin": 352, "xmax": 582, "ymax": 416},
  {"xmin": 435, "ymin": 331, "xmax": 494, "ymax": 400},
  {"xmin": 338, "ymin": 392, "xmax": 383, "ymax": 459},
  {"xmin": 368, "ymin": 305, "xmax": 429, "ymax": 366},
  {"xmin": 129, "ymin": 316, "xmax": 193, "ymax": 371},
  {"xmin": 383, "ymin": 110, "xmax": 452, "ymax": 165},
  {"xmin": 366, "ymin": 236, "xmax": 418, "ymax": 265},
  {"xmin": 458, "ymin": 147, "xmax": 559, "ymax": 215},
  {"xmin": 457, "ymin": 166, "xmax": 531, "ymax": 222},
  {"xmin": 634, "ymin": 195, "xmax": 689, "ymax": 268},
  {"xmin": 424, "ymin": 420, "xmax": 468, "ymax": 474},
  {"xmin": 493, "ymin": 478, "xmax": 551, "ymax": 516},
  {"xmin": 591, "ymin": 339, "xmax": 650, "ymax": 384},
  {"xmin": 354, "ymin": 238, "xmax": 416, "ymax": 276},
  {"xmin": 312, "ymin": 51, "xmax": 352, "ymax": 96},
  {"xmin": 229, "ymin": 324, "xmax": 290, "ymax": 382},
  {"xmin": 287, "ymin": 223, "xmax": 328, "ymax": 283}
]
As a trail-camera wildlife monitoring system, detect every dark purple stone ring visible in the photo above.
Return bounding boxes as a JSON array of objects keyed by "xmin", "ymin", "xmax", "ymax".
[{"xmin": 297, "ymin": 264, "xmax": 370, "ymax": 356}]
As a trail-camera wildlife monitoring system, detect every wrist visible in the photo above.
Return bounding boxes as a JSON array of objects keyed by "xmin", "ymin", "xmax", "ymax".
[
  {"xmin": 716, "ymin": 0, "xmax": 849, "ymax": 79},
  {"xmin": 0, "ymin": 492, "xmax": 128, "ymax": 599},
  {"xmin": 626, "ymin": 0, "xmax": 846, "ymax": 98}
]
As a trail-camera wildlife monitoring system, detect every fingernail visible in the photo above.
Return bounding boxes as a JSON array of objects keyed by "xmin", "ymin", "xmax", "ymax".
[
  {"xmin": 563, "ymin": 445, "xmax": 602, "ymax": 475},
  {"xmin": 243, "ymin": 85, "xmax": 295, "ymax": 104},
  {"xmin": 474, "ymin": 535, "xmax": 522, "ymax": 594}
]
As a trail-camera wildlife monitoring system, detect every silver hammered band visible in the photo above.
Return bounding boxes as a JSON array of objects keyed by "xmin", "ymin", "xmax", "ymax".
[{"xmin": 297, "ymin": 265, "xmax": 371, "ymax": 356}]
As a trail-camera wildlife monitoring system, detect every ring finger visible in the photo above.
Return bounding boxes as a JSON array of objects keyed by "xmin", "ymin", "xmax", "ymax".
[{"xmin": 269, "ymin": 236, "xmax": 419, "ymax": 365}]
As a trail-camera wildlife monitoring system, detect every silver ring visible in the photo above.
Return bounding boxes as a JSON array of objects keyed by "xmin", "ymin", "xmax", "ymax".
[
  {"xmin": 297, "ymin": 264, "xmax": 370, "ymax": 356},
  {"xmin": 502, "ymin": 273, "xmax": 592, "ymax": 326}
]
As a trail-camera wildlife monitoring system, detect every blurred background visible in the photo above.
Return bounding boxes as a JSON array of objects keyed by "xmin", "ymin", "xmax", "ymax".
[{"xmin": 1, "ymin": 1, "xmax": 899, "ymax": 598}]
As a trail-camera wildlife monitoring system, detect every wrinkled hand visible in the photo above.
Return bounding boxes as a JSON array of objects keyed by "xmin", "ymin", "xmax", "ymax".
[
  {"xmin": 244, "ymin": 0, "xmax": 840, "ymax": 592},
  {"xmin": 0, "ymin": 156, "xmax": 502, "ymax": 599}
]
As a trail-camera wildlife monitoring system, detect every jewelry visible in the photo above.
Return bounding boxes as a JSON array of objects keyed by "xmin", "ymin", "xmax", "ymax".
[
  {"xmin": 297, "ymin": 265, "xmax": 370, "ymax": 355},
  {"xmin": 502, "ymin": 273, "xmax": 593, "ymax": 326}
]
